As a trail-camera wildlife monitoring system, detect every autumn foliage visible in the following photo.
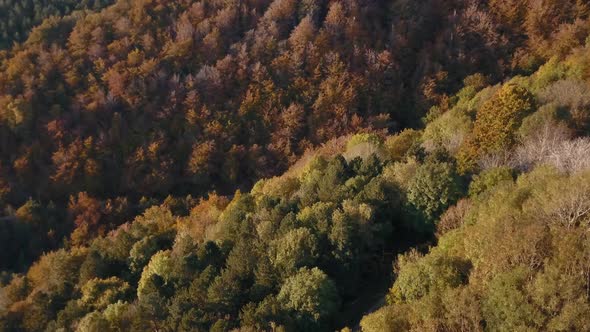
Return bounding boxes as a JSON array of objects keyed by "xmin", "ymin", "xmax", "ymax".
[{"xmin": 3, "ymin": 0, "xmax": 590, "ymax": 331}]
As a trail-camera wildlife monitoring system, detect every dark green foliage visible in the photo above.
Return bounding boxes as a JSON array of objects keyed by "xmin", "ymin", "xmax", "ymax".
[
  {"xmin": 0, "ymin": 200, "xmax": 65, "ymax": 272},
  {"xmin": 406, "ymin": 160, "xmax": 463, "ymax": 224},
  {"xmin": 0, "ymin": 0, "xmax": 114, "ymax": 49},
  {"xmin": 468, "ymin": 166, "xmax": 514, "ymax": 198}
]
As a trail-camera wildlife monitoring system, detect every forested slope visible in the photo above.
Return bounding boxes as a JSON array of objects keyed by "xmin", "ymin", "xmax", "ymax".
[
  {"xmin": 6, "ymin": 46, "xmax": 590, "ymax": 328},
  {"xmin": 2, "ymin": 0, "xmax": 588, "ymax": 274},
  {"xmin": 0, "ymin": 132, "xmax": 463, "ymax": 331},
  {"xmin": 2, "ymin": 0, "xmax": 590, "ymax": 331},
  {"xmin": 0, "ymin": 0, "xmax": 114, "ymax": 49},
  {"xmin": 362, "ymin": 44, "xmax": 590, "ymax": 331}
]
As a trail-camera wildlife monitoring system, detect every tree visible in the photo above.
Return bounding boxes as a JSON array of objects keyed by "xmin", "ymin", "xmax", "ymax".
[
  {"xmin": 68, "ymin": 192, "xmax": 104, "ymax": 246},
  {"xmin": 76, "ymin": 312, "xmax": 110, "ymax": 332},
  {"xmin": 407, "ymin": 161, "xmax": 463, "ymax": 223},
  {"xmin": 458, "ymin": 84, "xmax": 535, "ymax": 173},
  {"xmin": 289, "ymin": 16, "xmax": 315, "ymax": 50},
  {"xmin": 384, "ymin": 129, "xmax": 422, "ymax": 162},
  {"xmin": 270, "ymin": 227, "xmax": 319, "ymax": 274},
  {"xmin": 137, "ymin": 250, "xmax": 174, "ymax": 300},
  {"xmin": 388, "ymin": 250, "xmax": 471, "ymax": 304},
  {"xmin": 51, "ymin": 138, "xmax": 102, "ymax": 194},
  {"xmin": 482, "ymin": 269, "xmax": 544, "ymax": 331},
  {"xmin": 360, "ymin": 305, "xmax": 410, "ymax": 332},
  {"xmin": 468, "ymin": 166, "xmax": 514, "ymax": 198},
  {"xmin": 277, "ymin": 267, "xmax": 340, "ymax": 324},
  {"xmin": 80, "ymin": 277, "xmax": 132, "ymax": 311}
]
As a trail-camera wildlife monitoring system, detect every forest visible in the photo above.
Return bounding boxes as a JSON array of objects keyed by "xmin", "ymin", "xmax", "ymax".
[
  {"xmin": 2, "ymin": 0, "xmax": 590, "ymax": 331},
  {"xmin": 0, "ymin": 0, "xmax": 114, "ymax": 49}
]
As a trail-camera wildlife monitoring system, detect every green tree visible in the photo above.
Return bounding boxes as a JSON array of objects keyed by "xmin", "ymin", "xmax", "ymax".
[
  {"xmin": 277, "ymin": 267, "xmax": 340, "ymax": 324},
  {"xmin": 407, "ymin": 161, "xmax": 463, "ymax": 223},
  {"xmin": 80, "ymin": 277, "xmax": 132, "ymax": 311},
  {"xmin": 271, "ymin": 227, "xmax": 319, "ymax": 274},
  {"xmin": 468, "ymin": 166, "xmax": 514, "ymax": 198},
  {"xmin": 388, "ymin": 250, "xmax": 471, "ymax": 304},
  {"xmin": 482, "ymin": 269, "xmax": 544, "ymax": 331}
]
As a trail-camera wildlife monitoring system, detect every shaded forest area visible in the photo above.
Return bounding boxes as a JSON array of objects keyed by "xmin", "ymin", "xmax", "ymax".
[{"xmin": 0, "ymin": 0, "xmax": 115, "ymax": 49}]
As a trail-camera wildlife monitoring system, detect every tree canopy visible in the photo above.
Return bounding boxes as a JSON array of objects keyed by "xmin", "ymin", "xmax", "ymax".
[{"xmin": 3, "ymin": 0, "xmax": 590, "ymax": 330}]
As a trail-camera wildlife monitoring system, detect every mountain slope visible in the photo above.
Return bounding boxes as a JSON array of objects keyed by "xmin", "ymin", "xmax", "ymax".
[
  {"xmin": 361, "ymin": 44, "xmax": 590, "ymax": 331},
  {"xmin": 0, "ymin": 0, "xmax": 114, "ymax": 49},
  {"xmin": 2, "ymin": 0, "xmax": 590, "ymax": 331}
]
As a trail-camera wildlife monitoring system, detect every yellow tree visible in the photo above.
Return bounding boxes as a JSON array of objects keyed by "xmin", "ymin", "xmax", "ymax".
[{"xmin": 458, "ymin": 84, "xmax": 535, "ymax": 173}]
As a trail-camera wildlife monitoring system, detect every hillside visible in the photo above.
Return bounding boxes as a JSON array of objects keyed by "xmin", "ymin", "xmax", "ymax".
[
  {"xmin": 1, "ymin": 133, "xmax": 438, "ymax": 330},
  {"xmin": 0, "ymin": 0, "xmax": 585, "ymax": 201},
  {"xmin": 2, "ymin": 0, "xmax": 590, "ymax": 331},
  {"xmin": 361, "ymin": 46, "xmax": 590, "ymax": 331},
  {"xmin": 0, "ymin": 0, "xmax": 114, "ymax": 49}
]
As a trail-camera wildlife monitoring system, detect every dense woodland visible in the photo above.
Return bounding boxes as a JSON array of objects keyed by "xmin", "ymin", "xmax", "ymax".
[
  {"xmin": 0, "ymin": 0, "xmax": 114, "ymax": 49},
  {"xmin": 2, "ymin": 0, "xmax": 590, "ymax": 331}
]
